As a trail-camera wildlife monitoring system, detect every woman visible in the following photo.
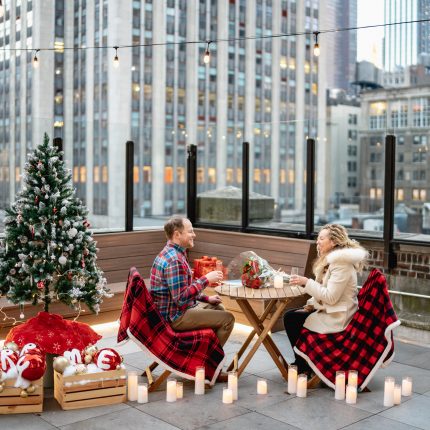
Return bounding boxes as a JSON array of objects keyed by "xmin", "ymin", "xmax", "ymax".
[{"xmin": 284, "ymin": 224, "xmax": 367, "ymax": 373}]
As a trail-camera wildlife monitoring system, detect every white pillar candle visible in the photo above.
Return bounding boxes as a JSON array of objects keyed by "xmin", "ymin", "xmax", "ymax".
[
  {"xmin": 384, "ymin": 376, "xmax": 395, "ymax": 407},
  {"xmin": 222, "ymin": 387, "xmax": 233, "ymax": 404},
  {"xmin": 166, "ymin": 379, "xmax": 177, "ymax": 402},
  {"xmin": 345, "ymin": 384, "xmax": 357, "ymax": 404},
  {"xmin": 287, "ymin": 365, "xmax": 298, "ymax": 394},
  {"xmin": 176, "ymin": 381, "xmax": 183, "ymax": 399},
  {"xmin": 127, "ymin": 371, "xmax": 138, "ymax": 401},
  {"xmin": 228, "ymin": 371, "xmax": 238, "ymax": 400},
  {"xmin": 335, "ymin": 371, "xmax": 346, "ymax": 400},
  {"xmin": 401, "ymin": 377, "xmax": 412, "ymax": 396},
  {"xmin": 393, "ymin": 384, "xmax": 401, "ymax": 405},
  {"xmin": 274, "ymin": 274, "xmax": 283, "ymax": 288},
  {"xmin": 195, "ymin": 367, "xmax": 205, "ymax": 395},
  {"xmin": 137, "ymin": 383, "xmax": 148, "ymax": 404},
  {"xmin": 348, "ymin": 370, "xmax": 358, "ymax": 388},
  {"xmin": 296, "ymin": 374, "xmax": 307, "ymax": 398},
  {"xmin": 257, "ymin": 379, "xmax": 267, "ymax": 394}
]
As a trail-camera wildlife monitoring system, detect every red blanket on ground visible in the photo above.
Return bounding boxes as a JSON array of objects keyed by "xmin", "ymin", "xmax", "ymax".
[
  {"xmin": 295, "ymin": 269, "xmax": 400, "ymax": 390},
  {"xmin": 117, "ymin": 267, "xmax": 225, "ymax": 385}
]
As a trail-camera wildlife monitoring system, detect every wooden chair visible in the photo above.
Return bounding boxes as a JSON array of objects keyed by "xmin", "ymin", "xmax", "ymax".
[{"xmin": 295, "ymin": 269, "xmax": 400, "ymax": 391}]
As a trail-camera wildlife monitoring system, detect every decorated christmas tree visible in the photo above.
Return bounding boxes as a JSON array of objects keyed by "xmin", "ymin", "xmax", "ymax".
[{"xmin": 0, "ymin": 134, "xmax": 111, "ymax": 313}]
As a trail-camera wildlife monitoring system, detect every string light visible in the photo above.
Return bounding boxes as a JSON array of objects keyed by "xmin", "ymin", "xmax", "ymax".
[
  {"xmin": 313, "ymin": 32, "xmax": 320, "ymax": 57},
  {"xmin": 113, "ymin": 46, "xmax": 119, "ymax": 68},
  {"xmin": 203, "ymin": 41, "xmax": 211, "ymax": 64},
  {"xmin": 32, "ymin": 49, "xmax": 40, "ymax": 68}
]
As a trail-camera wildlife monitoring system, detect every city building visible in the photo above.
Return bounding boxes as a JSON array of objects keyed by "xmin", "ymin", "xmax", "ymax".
[{"xmin": 0, "ymin": 0, "xmax": 322, "ymax": 228}]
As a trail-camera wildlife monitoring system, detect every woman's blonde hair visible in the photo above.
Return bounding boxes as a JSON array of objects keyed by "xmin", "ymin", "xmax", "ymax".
[{"xmin": 313, "ymin": 223, "xmax": 366, "ymax": 282}]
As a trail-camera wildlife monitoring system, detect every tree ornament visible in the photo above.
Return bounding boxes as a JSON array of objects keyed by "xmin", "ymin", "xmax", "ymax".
[
  {"xmin": 58, "ymin": 255, "xmax": 67, "ymax": 265},
  {"xmin": 19, "ymin": 353, "xmax": 46, "ymax": 381},
  {"xmin": 37, "ymin": 281, "xmax": 45, "ymax": 290},
  {"xmin": 93, "ymin": 348, "xmax": 122, "ymax": 371},
  {"xmin": 35, "ymin": 196, "xmax": 39, "ymax": 204},
  {"xmin": 5, "ymin": 341, "xmax": 19, "ymax": 352},
  {"xmin": 53, "ymin": 356, "xmax": 70, "ymax": 374},
  {"xmin": 20, "ymin": 389, "xmax": 29, "ymax": 398},
  {"xmin": 26, "ymin": 384, "xmax": 36, "ymax": 394},
  {"xmin": 53, "ymin": 207, "xmax": 57, "ymax": 214},
  {"xmin": 20, "ymin": 343, "xmax": 43, "ymax": 356},
  {"xmin": 67, "ymin": 228, "xmax": 78, "ymax": 239},
  {"xmin": 0, "ymin": 349, "xmax": 19, "ymax": 372}
]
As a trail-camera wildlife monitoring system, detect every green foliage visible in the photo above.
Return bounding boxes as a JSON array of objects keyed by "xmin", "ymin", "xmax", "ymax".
[{"xmin": 0, "ymin": 134, "xmax": 111, "ymax": 313}]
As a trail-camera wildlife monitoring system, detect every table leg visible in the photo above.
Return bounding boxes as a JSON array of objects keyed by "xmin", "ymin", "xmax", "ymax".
[
  {"xmin": 236, "ymin": 299, "xmax": 289, "ymax": 381},
  {"xmin": 226, "ymin": 300, "xmax": 278, "ymax": 371}
]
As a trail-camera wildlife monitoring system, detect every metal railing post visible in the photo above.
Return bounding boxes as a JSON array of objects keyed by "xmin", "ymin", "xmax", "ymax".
[
  {"xmin": 125, "ymin": 140, "xmax": 134, "ymax": 232},
  {"xmin": 187, "ymin": 144, "xmax": 197, "ymax": 224},
  {"xmin": 241, "ymin": 142, "xmax": 250, "ymax": 231},
  {"xmin": 383, "ymin": 134, "xmax": 397, "ymax": 269},
  {"xmin": 305, "ymin": 138, "xmax": 315, "ymax": 239}
]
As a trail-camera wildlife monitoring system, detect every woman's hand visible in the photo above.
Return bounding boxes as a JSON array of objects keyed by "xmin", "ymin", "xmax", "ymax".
[{"xmin": 289, "ymin": 274, "xmax": 308, "ymax": 286}]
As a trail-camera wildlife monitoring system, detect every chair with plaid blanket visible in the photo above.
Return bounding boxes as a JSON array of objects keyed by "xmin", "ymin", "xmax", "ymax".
[
  {"xmin": 117, "ymin": 267, "xmax": 225, "ymax": 391},
  {"xmin": 295, "ymin": 269, "xmax": 400, "ymax": 391}
]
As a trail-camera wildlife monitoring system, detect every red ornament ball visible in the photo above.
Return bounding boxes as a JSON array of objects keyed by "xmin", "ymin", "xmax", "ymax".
[
  {"xmin": 18, "ymin": 353, "xmax": 46, "ymax": 381},
  {"xmin": 94, "ymin": 348, "xmax": 122, "ymax": 370},
  {"xmin": 0, "ymin": 349, "xmax": 19, "ymax": 372},
  {"xmin": 37, "ymin": 281, "xmax": 45, "ymax": 290},
  {"xmin": 53, "ymin": 207, "xmax": 58, "ymax": 213},
  {"xmin": 20, "ymin": 343, "xmax": 44, "ymax": 356}
]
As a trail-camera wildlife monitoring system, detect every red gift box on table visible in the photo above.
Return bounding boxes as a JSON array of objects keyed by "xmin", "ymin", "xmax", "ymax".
[{"xmin": 193, "ymin": 256, "xmax": 226, "ymax": 286}]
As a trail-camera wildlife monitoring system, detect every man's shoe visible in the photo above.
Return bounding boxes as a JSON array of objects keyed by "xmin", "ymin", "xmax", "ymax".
[{"xmin": 216, "ymin": 371, "xmax": 229, "ymax": 383}]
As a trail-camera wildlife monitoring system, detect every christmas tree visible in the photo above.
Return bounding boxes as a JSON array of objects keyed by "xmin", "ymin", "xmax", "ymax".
[{"xmin": 0, "ymin": 134, "xmax": 111, "ymax": 313}]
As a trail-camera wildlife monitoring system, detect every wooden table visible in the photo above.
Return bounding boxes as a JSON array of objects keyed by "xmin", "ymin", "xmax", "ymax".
[{"xmin": 215, "ymin": 281, "xmax": 305, "ymax": 381}]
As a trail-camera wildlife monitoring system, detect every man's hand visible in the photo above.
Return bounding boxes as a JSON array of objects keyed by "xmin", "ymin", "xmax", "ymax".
[
  {"xmin": 207, "ymin": 295, "xmax": 222, "ymax": 305},
  {"xmin": 205, "ymin": 270, "xmax": 224, "ymax": 284}
]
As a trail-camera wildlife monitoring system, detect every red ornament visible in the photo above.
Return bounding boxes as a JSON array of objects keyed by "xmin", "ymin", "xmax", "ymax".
[
  {"xmin": 81, "ymin": 258, "xmax": 85, "ymax": 268},
  {"xmin": 20, "ymin": 343, "xmax": 44, "ymax": 356},
  {"xmin": 37, "ymin": 281, "xmax": 45, "ymax": 290},
  {"xmin": 0, "ymin": 349, "xmax": 19, "ymax": 372},
  {"xmin": 17, "ymin": 353, "xmax": 46, "ymax": 381},
  {"xmin": 53, "ymin": 207, "xmax": 57, "ymax": 214},
  {"xmin": 67, "ymin": 272, "xmax": 73, "ymax": 280},
  {"xmin": 94, "ymin": 348, "xmax": 122, "ymax": 370},
  {"xmin": 83, "ymin": 220, "xmax": 91, "ymax": 228},
  {"xmin": 35, "ymin": 196, "xmax": 39, "ymax": 204}
]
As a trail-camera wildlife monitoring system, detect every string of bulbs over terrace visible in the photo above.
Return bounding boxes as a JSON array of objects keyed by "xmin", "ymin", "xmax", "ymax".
[{"xmin": 27, "ymin": 17, "xmax": 430, "ymax": 69}]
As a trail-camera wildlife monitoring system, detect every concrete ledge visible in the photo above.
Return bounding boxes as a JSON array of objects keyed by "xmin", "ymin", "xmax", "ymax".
[{"xmin": 395, "ymin": 324, "xmax": 430, "ymax": 348}]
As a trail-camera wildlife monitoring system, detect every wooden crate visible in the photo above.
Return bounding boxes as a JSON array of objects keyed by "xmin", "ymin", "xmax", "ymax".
[
  {"xmin": 54, "ymin": 368, "xmax": 126, "ymax": 410},
  {"xmin": 0, "ymin": 378, "xmax": 43, "ymax": 414}
]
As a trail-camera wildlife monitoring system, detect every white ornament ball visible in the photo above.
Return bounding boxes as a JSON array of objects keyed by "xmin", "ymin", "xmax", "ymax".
[
  {"xmin": 53, "ymin": 356, "xmax": 70, "ymax": 374},
  {"xmin": 68, "ymin": 228, "xmax": 78, "ymax": 239},
  {"xmin": 58, "ymin": 255, "xmax": 67, "ymax": 265}
]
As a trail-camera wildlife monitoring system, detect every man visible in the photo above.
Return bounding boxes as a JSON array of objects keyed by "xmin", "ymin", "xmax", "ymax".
[{"xmin": 150, "ymin": 216, "xmax": 235, "ymax": 352}]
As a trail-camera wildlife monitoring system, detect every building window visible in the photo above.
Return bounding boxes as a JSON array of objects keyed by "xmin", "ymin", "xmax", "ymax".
[{"xmin": 396, "ymin": 189, "xmax": 404, "ymax": 201}]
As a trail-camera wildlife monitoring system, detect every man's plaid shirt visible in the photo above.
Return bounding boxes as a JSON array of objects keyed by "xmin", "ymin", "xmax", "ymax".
[{"xmin": 150, "ymin": 241, "xmax": 209, "ymax": 323}]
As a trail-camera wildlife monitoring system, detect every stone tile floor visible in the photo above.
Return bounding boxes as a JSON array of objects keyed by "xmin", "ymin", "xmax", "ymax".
[{"xmin": 2, "ymin": 322, "xmax": 430, "ymax": 429}]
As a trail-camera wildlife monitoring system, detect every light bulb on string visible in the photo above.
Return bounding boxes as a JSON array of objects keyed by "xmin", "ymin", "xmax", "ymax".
[
  {"xmin": 203, "ymin": 41, "xmax": 211, "ymax": 64},
  {"xmin": 113, "ymin": 46, "xmax": 119, "ymax": 68},
  {"xmin": 313, "ymin": 31, "xmax": 320, "ymax": 57},
  {"xmin": 33, "ymin": 49, "xmax": 40, "ymax": 69}
]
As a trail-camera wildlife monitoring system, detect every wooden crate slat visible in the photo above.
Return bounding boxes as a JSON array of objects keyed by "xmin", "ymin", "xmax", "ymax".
[
  {"xmin": 62, "ymin": 379, "xmax": 126, "ymax": 393},
  {"xmin": 0, "ymin": 403, "xmax": 43, "ymax": 414},
  {"xmin": 58, "ymin": 394, "xmax": 126, "ymax": 411},
  {"xmin": 63, "ymin": 386, "xmax": 125, "ymax": 402},
  {"xmin": 0, "ymin": 378, "xmax": 43, "ymax": 414}
]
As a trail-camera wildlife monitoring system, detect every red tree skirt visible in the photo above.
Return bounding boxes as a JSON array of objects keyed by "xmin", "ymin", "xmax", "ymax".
[{"xmin": 6, "ymin": 312, "xmax": 102, "ymax": 354}]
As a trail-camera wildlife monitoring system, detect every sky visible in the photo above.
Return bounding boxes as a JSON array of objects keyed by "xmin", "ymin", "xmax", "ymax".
[{"xmin": 357, "ymin": 0, "xmax": 385, "ymax": 67}]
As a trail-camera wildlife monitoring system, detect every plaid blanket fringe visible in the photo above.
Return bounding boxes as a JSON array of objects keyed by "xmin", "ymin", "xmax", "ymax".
[
  {"xmin": 294, "ymin": 269, "xmax": 400, "ymax": 391},
  {"xmin": 117, "ymin": 267, "xmax": 225, "ymax": 385}
]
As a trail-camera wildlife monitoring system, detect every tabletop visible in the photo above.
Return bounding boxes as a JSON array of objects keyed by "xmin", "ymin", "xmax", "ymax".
[{"xmin": 215, "ymin": 280, "xmax": 304, "ymax": 300}]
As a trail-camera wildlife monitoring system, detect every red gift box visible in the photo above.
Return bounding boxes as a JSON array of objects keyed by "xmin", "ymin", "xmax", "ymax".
[{"xmin": 193, "ymin": 256, "xmax": 226, "ymax": 286}]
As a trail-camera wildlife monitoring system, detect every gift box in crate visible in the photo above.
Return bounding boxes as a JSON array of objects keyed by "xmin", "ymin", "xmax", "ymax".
[
  {"xmin": 54, "ymin": 368, "xmax": 126, "ymax": 410},
  {"xmin": 193, "ymin": 256, "xmax": 227, "ymax": 285},
  {"xmin": 0, "ymin": 378, "xmax": 43, "ymax": 414}
]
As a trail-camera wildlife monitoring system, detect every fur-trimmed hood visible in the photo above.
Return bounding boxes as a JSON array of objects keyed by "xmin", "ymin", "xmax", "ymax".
[{"xmin": 326, "ymin": 247, "xmax": 367, "ymax": 265}]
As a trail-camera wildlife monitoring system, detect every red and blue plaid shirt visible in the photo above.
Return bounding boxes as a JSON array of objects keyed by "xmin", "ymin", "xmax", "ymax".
[{"xmin": 150, "ymin": 241, "xmax": 209, "ymax": 322}]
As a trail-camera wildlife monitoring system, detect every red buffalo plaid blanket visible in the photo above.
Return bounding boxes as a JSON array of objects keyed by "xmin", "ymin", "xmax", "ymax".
[
  {"xmin": 117, "ymin": 267, "xmax": 225, "ymax": 385},
  {"xmin": 295, "ymin": 269, "xmax": 400, "ymax": 391}
]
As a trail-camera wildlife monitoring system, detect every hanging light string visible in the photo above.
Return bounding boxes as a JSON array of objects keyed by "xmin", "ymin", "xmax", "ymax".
[
  {"xmin": 2, "ymin": 17, "xmax": 430, "ymax": 57},
  {"xmin": 203, "ymin": 40, "xmax": 211, "ymax": 64},
  {"xmin": 113, "ymin": 46, "xmax": 120, "ymax": 68},
  {"xmin": 313, "ymin": 31, "xmax": 320, "ymax": 57}
]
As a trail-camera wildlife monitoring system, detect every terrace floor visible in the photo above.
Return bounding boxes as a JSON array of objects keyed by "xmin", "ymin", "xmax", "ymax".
[{"xmin": 2, "ymin": 323, "xmax": 430, "ymax": 430}]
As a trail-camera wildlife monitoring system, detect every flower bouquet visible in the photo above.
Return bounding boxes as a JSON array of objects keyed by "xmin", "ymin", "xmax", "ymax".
[{"xmin": 227, "ymin": 251, "xmax": 290, "ymax": 289}]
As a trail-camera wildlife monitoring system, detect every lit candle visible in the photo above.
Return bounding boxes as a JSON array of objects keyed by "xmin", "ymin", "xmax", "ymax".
[
  {"xmin": 274, "ymin": 274, "xmax": 283, "ymax": 288},
  {"xmin": 127, "ymin": 371, "xmax": 138, "ymax": 401},
  {"xmin": 287, "ymin": 365, "xmax": 298, "ymax": 394},
  {"xmin": 176, "ymin": 381, "xmax": 183, "ymax": 399},
  {"xmin": 401, "ymin": 376, "xmax": 412, "ymax": 396},
  {"xmin": 166, "ymin": 379, "xmax": 177, "ymax": 402},
  {"xmin": 137, "ymin": 383, "xmax": 148, "ymax": 404},
  {"xmin": 348, "ymin": 370, "xmax": 358, "ymax": 388},
  {"xmin": 345, "ymin": 384, "xmax": 357, "ymax": 404},
  {"xmin": 335, "ymin": 371, "xmax": 346, "ymax": 400},
  {"xmin": 393, "ymin": 384, "xmax": 401, "ymax": 405},
  {"xmin": 228, "ymin": 371, "xmax": 238, "ymax": 401},
  {"xmin": 257, "ymin": 379, "xmax": 267, "ymax": 394},
  {"xmin": 384, "ymin": 376, "xmax": 395, "ymax": 407},
  {"xmin": 195, "ymin": 366, "xmax": 205, "ymax": 395},
  {"xmin": 296, "ymin": 374, "xmax": 307, "ymax": 398},
  {"xmin": 223, "ymin": 387, "xmax": 233, "ymax": 404}
]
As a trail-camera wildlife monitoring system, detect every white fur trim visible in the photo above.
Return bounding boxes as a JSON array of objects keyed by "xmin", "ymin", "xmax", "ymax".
[{"xmin": 326, "ymin": 247, "xmax": 367, "ymax": 265}]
